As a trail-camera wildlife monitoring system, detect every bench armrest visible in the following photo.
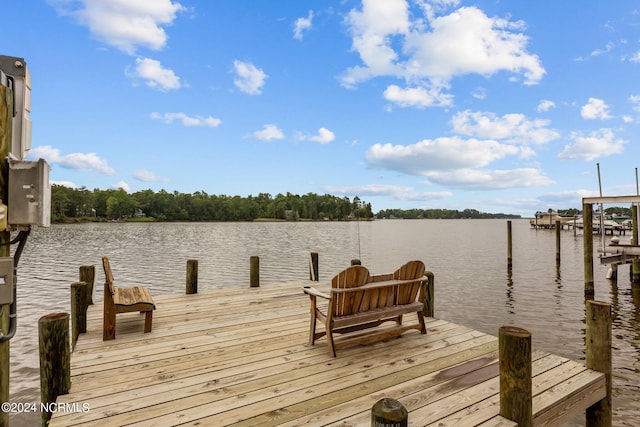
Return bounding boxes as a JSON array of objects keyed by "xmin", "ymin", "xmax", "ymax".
[{"xmin": 303, "ymin": 286, "xmax": 330, "ymax": 300}]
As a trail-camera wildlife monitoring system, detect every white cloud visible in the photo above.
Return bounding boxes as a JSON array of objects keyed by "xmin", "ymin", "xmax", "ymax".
[
  {"xmin": 29, "ymin": 145, "xmax": 116, "ymax": 175},
  {"xmin": 559, "ymin": 128, "xmax": 626, "ymax": 161},
  {"xmin": 130, "ymin": 57, "xmax": 181, "ymax": 91},
  {"xmin": 112, "ymin": 181, "xmax": 131, "ymax": 192},
  {"xmin": 537, "ymin": 99, "xmax": 556, "ymax": 112},
  {"xmin": 233, "ymin": 60, "xmax": 268, "ymax": 95},
  {"xmin": 342, "ymin": 2, "xmax": 545, "ymax": 105},
  {"xmin": 254, "ymin": 124, "xmax": 284, "ymax": 141},
  {"xmin": 51, "ymin": 180, "xmax": 78, "ymax": 189},
  {"xmin": 133, "ymin": 170, "xmax": 168, "ymax": 182},
  {"xmin": 450, "ymin": 110, "xmax": 560, "ymax": 146},
  {"xmin": 293, "ymin": 10, "xmax": 313, "ymax": 40},
  {"xmin": 49, "ymin": 0, "xmax": 185, "ymax": 54},
  {"xmin": 581, "ymin": 98, "xmax": 612, "ymax": 120},
  {"xmin": 366, "ymin": 136, "xmax": 518, "ymax": 174},
  {"xmin": 150, "ymin": 112, "xmax": 221, "ymax": 127},
  {"xmin": 383, "ymin": 84, "xmax": 454, "ymax": 108},
  {"xmin": 308, "ymin": 128, "xmax": 335, "ymax": 144},
  {"xmin": 322, "ymin": 184, "xmax": 452, "ymax": 201},
  {"xmin": 424, "ymin": 168, "xmax": 553, "ymax": 189}
]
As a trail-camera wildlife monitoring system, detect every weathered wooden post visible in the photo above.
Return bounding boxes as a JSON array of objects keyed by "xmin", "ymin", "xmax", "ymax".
[
  {"xmin": 79, "ymin": 265, "xmax": 95, "ymax": 305},
  {"xmin": 0, "ymin": 68, "xmax": 13, "ymax": 427},
  {"xmin": 70, "ymin": 281, "xmax": 88, "ymax": 349},
  {"xmin": 583, "ymin": 203, "xmax": 595, "ymax": 298},
  {"xmin": 499, "ymin": 326, "xmax": 532, "ymax": 427},
  {"xmin": 507, "ymin": 220, "xmax": 513, "ymax": 269},
  {"xmin": 309, "ymin": 252, "xmax": 319, "ymax": 281},
  {"xmin": 250, "ymin": 256, "xmax": 260, "ymax": 288},
  {"xmin": 186, "ymin": 259, "xmax": 198, "ymax": 294},
  {"xmin": 586, "ymin": 300, "xmax": 612, "ymax": 427},
  {"xmin": 423, "ymin": 271, "xmax": 435, "ymax": 318},
  {"xmin": 556, "ymin": 220, "xmax": 561, "ymax": 266},
  {"xmin": 632, "ymin": 205, "xmax": 640, "ymax": 284},
  {"xmin": 371, "ymin": 398, "xmax": 408, "ymax": 426},
  {"xmin": 39, "ymin": 312, "xmax": 71, "ymax": 426}
]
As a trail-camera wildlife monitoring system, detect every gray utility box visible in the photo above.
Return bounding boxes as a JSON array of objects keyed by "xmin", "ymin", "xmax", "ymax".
[
  {"xmin": 0, "ymin": 257, "xmax": 14, "ymax": 305},
  {"xmin": 8, "ymin": 159, "xmax": 51, "ymax": 227}
]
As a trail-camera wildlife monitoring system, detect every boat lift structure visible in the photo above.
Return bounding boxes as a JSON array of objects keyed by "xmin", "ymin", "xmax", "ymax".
[{"xmin": 583, "ymin": 195, "xmax": 640, "ymax": 296}]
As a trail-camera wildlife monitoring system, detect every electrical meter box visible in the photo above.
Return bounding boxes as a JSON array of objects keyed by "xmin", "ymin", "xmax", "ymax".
[
  {"xmin": 0, "ymin": 257, "xmax": 14, "ymax": 305},
  {"xmin": 8, "ymin": 159, "xmax": 51, "ymax": 227}
]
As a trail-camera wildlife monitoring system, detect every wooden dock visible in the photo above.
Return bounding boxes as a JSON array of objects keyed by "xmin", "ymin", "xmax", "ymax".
[{"xmin": 49, "ymin": 281, "xmax": 606, "ymax": 426}]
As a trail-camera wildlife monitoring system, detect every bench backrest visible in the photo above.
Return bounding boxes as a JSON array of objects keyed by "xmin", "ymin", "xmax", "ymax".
[
  {"xmin": 102, "ymin": 256, "xmax": 116, "ymax": 296},
  {"xmin": 393, "ymin": 260, "xmax": 426, "ymax": 305},
  {"xmin": 331, "ymin": 265, "xmax": 370, "ymax": 317}
]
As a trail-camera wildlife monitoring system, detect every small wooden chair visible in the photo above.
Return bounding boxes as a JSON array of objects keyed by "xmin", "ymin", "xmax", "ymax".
[{"xmin": 102, "ymin": 256, "xmax": 155, "ymax": 340}]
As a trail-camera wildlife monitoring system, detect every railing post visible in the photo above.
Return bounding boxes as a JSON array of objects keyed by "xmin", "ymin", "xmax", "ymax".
[
  {"xmin": 250, "ymin": 256, "xmax": 260, "ymax": 288},
  {"xmin": 309, "ymin": 252, "xmax": 319, "ymax": 281},
  {"xmin": 499, "ymin": 326, "xmax": 532, "ymax": 427},
  {"xmin": 70, "ymin": 281, "xmax": 88, "ymax": 349},
  {"xmin": 423, "ymin": 271, "xmax": 434, "ymax": 318},
  {"xmin": 186, "ymin": 259, "xmax": 198, "ymax": 294},
  {"xmin": 507, "ymin": 220, "xmax": 513, "ymax": 269},
  {"xmin": 371, "ymin": 398, "xmax": 407, "ymax": 426},
  {"xmin": 583, "ymin": 203, "xmax": 595, "ymax": 298},
  {"xmin": 586, "ymin": 300, "xmax": 612, "ymax": 427},
  {"xmin": 79, "ymin": 265, "xmax": 95, "ymax": 305},
  {"xmin": 39, "ymin": 312, "xmax": 71, "ymax": 426}
]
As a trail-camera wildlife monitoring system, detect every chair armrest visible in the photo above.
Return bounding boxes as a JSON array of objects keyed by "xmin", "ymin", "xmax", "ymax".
[{"xmin": 303, "ymin": 286, "xmax": 330, "ymax": 299}]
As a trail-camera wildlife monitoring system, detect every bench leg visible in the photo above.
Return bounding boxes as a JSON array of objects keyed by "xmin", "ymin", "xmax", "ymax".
[
  {"xmin": 144, "ymin": 310, "xmax": 153, "ymax": 333},
  {"xmin": 417, "ymin": 311, "xmax": 426, "ymax": 334},
  {"xmin": 326, "ymin": 322, "xmax": 337, "ymax": 358},
  {"xmin": 103, "ymin": 305, "xmax": 116, "ymax": 341}
]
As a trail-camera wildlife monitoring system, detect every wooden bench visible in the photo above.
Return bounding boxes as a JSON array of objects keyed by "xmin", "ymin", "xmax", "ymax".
[
  {"xmin": 102, "ymin": 256, "xmax": 155, "ymax": 341},
  {"xmin": 304, "ymin": 260, "xmax": 431, "ymax": 357}
]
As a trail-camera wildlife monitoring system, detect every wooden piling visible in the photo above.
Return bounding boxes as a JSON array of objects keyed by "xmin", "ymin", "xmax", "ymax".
[
  {"xmin": 0, "ymin": 82, "xmax": 13, "ymax": 427},
  {"xmin": 556, "ymin": 220, "xmax": 561, "ymax": 265},
  {"xmin": 309, "ymin": 252, "xmax": 319, "ymax": 281},
  {"xmin": 583, "ymin": 203, "xmax": 595, "ymax": 298},
  {"xmin": 186, "ymin": 259, "xmax": 198, "ymax": 294},
  {"xmin": 70, "ymin": 282, "xmax": 88, "ymax": 349},
  {"xmin": 632, "ymin": 205, "xmax": 640, "ymax": 284},
  {"xmin": 250, "ymin": 256, "xmax": 259, "ymax": 288},
  {"xmin": 585, "ymin": 300, "xmax": 612, "ymax": 427},
  {"xmin": 371, "ymin": 398, "xmax": 408, "ymax": 426},
  {"xmin": 79, "ymin": 265, "xmax": 95, "ymax": 305},
  {"xmin": 499, "ymin": 326, "xmax": 532, "ymax": 427},
  {"xmin": 507, "ymin": 220, "xmax": 513, "ymax": 269},
  {"xmin": 39, "ymin": 312, "xmax": 70, "ymax": 427},
  {"xmin": 423, "ymin": 271, "xmax": 435, "ymax": 318}
]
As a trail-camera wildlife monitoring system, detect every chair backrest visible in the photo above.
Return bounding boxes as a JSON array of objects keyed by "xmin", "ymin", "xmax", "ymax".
[
  {"xmin": 102, "ymin": 256, "xmax": 115, "ymax": 296},
  {"xmin": 331, "ymin": 265, "xmax": 370, "ymax": 316},
  {"xmin": 393, "ymin": 260, "xmax": 426, "ymax": 305}
]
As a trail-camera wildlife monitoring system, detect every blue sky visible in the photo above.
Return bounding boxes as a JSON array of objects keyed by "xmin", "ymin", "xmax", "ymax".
[{"xmin": 2, "ymin": 1, "xmax": 640, "ymax": 216}]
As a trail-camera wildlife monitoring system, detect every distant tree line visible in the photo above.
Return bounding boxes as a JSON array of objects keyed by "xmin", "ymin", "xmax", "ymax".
[
  {"xmin": 375, "ymin": 208, "xmax": 520, "ymax": 219},
  {"xmin": 557, "ymin": 207, "xmax": 632, "ymax": 217},
  {"xmin": 51, "ymin": 185, "xmax": 374, "ymax": 222}
]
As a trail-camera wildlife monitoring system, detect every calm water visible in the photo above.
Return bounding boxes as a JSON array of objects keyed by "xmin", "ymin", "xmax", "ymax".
[{"xmin": 7, "ymin": 219, "xmax": 640, "ymax": 425}]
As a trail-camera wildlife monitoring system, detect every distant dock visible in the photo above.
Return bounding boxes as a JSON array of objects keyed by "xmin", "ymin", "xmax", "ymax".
[{"xmin": 46, "ymin": 280, "xmax": 609, "ymax": 426}]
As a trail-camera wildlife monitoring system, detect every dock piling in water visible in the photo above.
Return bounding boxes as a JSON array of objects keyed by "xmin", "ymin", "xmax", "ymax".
[
  {"xmin": 499, "ymin": 326, "xmax": 532, "ymax": 427},
  {"xmin": 250, "ymin": 256, "xmax": 259, "ymax": 287},
  {"xmin": 507, "ymin": 220, "xmax": 513, "ymax": 269},
  {"xmin": 586, "ymin": 300, "xmax": 612, "ymax": 426},
  {"xmin": 78, "ymin": 265, "xmax": 95, "ymax": 305},
  {"xmin": 39, "ymin": 312, "xmax": 70, "ymax": 427},
  {"xmin": 186, "ymin": 259, "xmax": 198, "ymax": 294},
  {"xmin": 70, "ymin": 282, "xmax": 88, "ymax": 349}
]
